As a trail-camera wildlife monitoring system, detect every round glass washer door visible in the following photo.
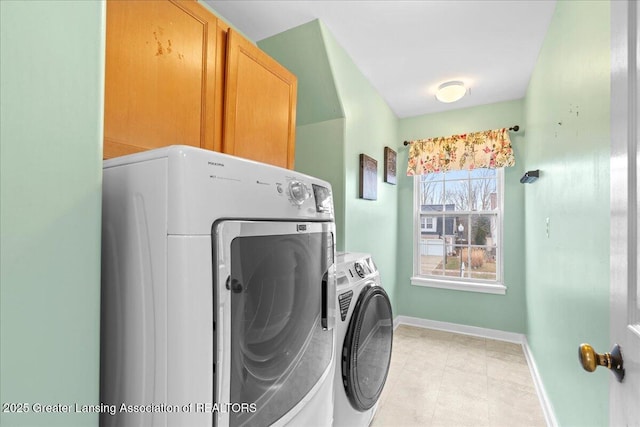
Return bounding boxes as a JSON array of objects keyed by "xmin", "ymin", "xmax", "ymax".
[{"xmin": 342, "ymin": 284, "xmax": 393, "ymax": 411}]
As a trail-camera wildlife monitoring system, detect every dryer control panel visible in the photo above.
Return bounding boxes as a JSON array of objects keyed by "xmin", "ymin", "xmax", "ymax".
[{"xmin": 102, "ymin": 146, "xmax": 336, "ymax": 235}]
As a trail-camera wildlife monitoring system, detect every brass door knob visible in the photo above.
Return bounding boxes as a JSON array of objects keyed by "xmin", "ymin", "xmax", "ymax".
[{"xmin": 578, "ymin": 343, "xmax": 625, "ymax": 382}]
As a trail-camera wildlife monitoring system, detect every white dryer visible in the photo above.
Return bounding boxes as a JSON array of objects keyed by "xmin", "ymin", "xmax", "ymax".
[
  {"xmin": 101, "ymin": 146, "xmax": 337, "ymax": 427},
  {"xmin": 333, "ymin": 253, "xmax": 393, "ymax": 427}
]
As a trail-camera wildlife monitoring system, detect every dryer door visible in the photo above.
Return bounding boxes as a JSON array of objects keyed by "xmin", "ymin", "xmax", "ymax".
[
  {"xmin": 214, "ymin": 220, "xmax": 336, "ymax": 427},
  {"xmin": 342, "ymin": 284, "xmax": 393, "ymax": 412}
]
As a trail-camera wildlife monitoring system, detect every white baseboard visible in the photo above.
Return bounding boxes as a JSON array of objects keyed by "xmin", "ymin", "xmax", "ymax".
[
  {"xmin": 394, "ymin": 315, "xmax": 558, "ymax": 427},
  {"xmin": 521, "ymin": 336, "xmax": 558, "ymax": 427},
  {"xmin": 394, "ymin": 315, "xmax": 524, "ymax": 343}
]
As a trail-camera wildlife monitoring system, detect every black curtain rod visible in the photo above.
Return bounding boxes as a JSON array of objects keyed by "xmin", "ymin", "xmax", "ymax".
[{"xmin": 403, "ymin": 125, "xmax": 520, "ymax": 146}]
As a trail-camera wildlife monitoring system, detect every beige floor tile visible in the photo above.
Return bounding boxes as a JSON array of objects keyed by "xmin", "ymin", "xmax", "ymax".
[
  {"xmin": 374, "ymin": 371, "xmax": 439, "ymax": 425},
  {"xmin": 395, "ymin": 325, "xmax": 426, "ymax": 338},
  {"xmin": 488, "ymin": 378, "xmax": 545, "ymax": 426},
  {"xmin": 372, "ymin": 327, "xmax": 546, "ymax": 427},
  {"xmin": 487, "ymin": 356, "xmax": 535, "ymax": 389},
  {"xmin": 406, "ymin": 343, "xmax": 450, "ymax": 369},
  {"xmin": 438, "ymin": 365, "xmax": 488, "ymax": 400},
  {"xmin": 449, "ymin": 333, "xmax": 487, "ymax": 349},
  {"xmin": 419, "ymin": 328, "xmax": 459, "ymax": 342},
  {"xmin": 487, "ymin": 376, "xmax": 536, "ymax": 402},
  {"xmin": 393, "ymin": 335, "xmax": 427, "ymax": 355},
  {"xmin": 445, "ymin": 344, "xmax": 488, "ymax": 376},
  {"xmin": 431, "ymin": 390, "xmax": 490, "ymax": 427},
  {"xmin": 486, "ymin": 339, "xmax": 523, "ymax": 355},
  {"xmin": 371, "ymin": 400, "xmax": 434, "ymax": 427},
  {"xmin": 396, "ymin": 364, "xmax": 444, "ymax": 395},
  {"xmin": 487, "ymin": 348, "xmax": 528, "ymax": 365}
]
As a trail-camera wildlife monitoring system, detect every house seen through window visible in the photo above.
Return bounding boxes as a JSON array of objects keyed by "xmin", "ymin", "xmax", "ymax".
[{"xmin": 414, "ymin": 168, "xmax": 503, "ymax": 286}]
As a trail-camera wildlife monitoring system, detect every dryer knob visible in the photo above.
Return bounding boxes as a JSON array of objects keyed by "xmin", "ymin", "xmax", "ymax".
[{"xmin": 288, "ymin": 180, "xmax": 310, "ymax": 205}]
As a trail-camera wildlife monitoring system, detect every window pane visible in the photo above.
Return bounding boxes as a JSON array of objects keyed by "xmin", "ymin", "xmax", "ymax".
[
  {"xmin": 469, "ymin": 168, "xmax": 496, "ymax": 178},
  {"xmin": 444, "ymin": 180, "xmax": 469, "ymax": 211},
  {"xmin": 444, "ymin": 169, "xmax": 470, "ymax": 180},
  {"xmin": 453, "ymin": 214, "xmax": 470, "ymax": 244},
  {"xmin": 469, "ymin": 169, "xmax": 497, "ymax": 211},
  {"xmin": 468, "ymin": 246, "xmax": 497, "ymax": 281},
  {"xmin": 470, "ymin": 178, "xmax": 497, "ymax": 211},
  {"xmin": 419, "ymin": 175, "xmax": 444, "ymax": 207},
  {"xmin": 419, "ymin": 238, "xmax": 445, "ymax": 276},
  {"xmin": 442, "ymin": 246, "xmax": 464, "ymax": 278},
  {"xmin": 453, "ymin": 245, "xmax": 472, "ymax": 278},
  {"xmin": 470, "ymin": 214, "xmax": 497, "ymax": 246},
  {"xmin": 455, "ymin": 246, "xmax": 496, "ymax": 281}
]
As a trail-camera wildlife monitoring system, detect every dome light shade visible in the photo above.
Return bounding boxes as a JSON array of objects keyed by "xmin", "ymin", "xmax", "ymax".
[{"xmin": 435, "ymin": 81, "xmax": 466, "ymax": 103}]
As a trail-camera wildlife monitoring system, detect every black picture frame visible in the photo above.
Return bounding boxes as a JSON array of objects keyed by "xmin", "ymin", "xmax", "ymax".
[
  {"xmin": 359, "ymin": 154, "xmax": 377, "ymax": 200},
  {"xmin": 384, "ymin": 147, "xmax": 397, "ymax": 185}
]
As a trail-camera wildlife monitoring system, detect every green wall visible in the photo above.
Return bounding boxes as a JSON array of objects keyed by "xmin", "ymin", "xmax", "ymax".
[
  {"xmin": 257, "ymin": 21, "xmax": 344, "ymax": 127},
  {"xmin": 260, "ymin": 21, "xmax": 399, "ymax": 307},
  {"xmin": 0, "ymin": 1, "xmax": 105, "ymax": 426},
  {"xmin": 396, "ymin": 100, "xmax": 527, "ymax": 333},
  {"xmin": 259, "ymin": 21, "xmax": 347, "ymax": 250},
  {"xmin": 523, "ymin": 1, "xmax": 611, "ymax": 425},
  {"xmin": 295, "ymin": 119, "xmax": 347, "ymax": 251},
  {"xmin": 319, "ymin": 23, "xmax": 400, "ymax": 308}
]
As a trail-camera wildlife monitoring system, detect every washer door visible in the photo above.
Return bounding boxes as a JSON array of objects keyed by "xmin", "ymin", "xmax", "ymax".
[{"xmin": 342, "ymin": 284, "xmax": 393, "ymax": 412}]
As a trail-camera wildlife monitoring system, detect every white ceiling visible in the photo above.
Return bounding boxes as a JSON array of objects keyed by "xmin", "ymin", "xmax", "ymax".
[{"xmin": 206, "ymin": 0, "xmax": 556, "ymax": 118}]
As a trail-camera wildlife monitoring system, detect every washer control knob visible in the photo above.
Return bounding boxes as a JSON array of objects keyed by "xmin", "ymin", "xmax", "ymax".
[
  {"xmin": 354, "ymin": 262, "xmax": 366, "ymax": 278},
  {"xmin": 288, "ymin": 180, "xmax": 310, "ymax": 205}
]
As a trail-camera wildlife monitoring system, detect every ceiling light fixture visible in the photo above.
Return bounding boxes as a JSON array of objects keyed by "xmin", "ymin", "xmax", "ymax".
[{"xmin": 435, "ymin": 81, "xmax": 467, "ymax": 103}]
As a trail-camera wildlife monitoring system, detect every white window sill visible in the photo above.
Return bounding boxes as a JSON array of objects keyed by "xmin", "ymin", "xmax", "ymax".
[{"xmin": 410, "ymin": 276, "xmax": 506, "ymax": 295}]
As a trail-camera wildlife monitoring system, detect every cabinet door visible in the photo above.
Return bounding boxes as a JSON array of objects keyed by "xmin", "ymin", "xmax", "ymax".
[
  {"xmin": 104, "ymin": 0, "xmax": 220, "ymax": 159},
  {"xmin": 223, "ymin": 30, "xmax": 297, "ymax": 169}
]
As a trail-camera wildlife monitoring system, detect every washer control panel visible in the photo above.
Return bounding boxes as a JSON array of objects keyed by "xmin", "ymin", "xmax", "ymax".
[
  {"xmin": 338, "ymin": 256, "xmax": 378, "ymax": 285},
  {"xmin": 354, "ymin": 262, "xmax": 366, "ymax": 278},
  {"xmin": 352, "ymin": 258, "xmax": 376, "ymax": 278}
]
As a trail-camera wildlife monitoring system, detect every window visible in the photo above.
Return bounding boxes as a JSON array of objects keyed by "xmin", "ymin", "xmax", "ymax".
[
  {"xmin": 412, "ymin": 168, "xmax": 505, "ymax": 294},
  {"xmin": 421, "ymin": 216, "xmax": 437, "ymax": 232}
]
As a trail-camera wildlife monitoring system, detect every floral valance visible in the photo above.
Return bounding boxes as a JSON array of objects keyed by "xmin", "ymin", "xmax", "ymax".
[{"xmin": 406, "ymin": 128, "xmax": 515, "ymax": 176}]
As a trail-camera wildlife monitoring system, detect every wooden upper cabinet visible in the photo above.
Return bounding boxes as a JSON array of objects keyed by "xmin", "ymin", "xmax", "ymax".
[
  {"xmin": 223, "ymin": 30, "xmax": 297, "ymax": 170},
  {"xmin": 104, "ymin": 1, "xmax": 298, "ymax": 169},
  {"xmin": 104, "ymin": 0, "xmax": 220, "ymax": 159}
]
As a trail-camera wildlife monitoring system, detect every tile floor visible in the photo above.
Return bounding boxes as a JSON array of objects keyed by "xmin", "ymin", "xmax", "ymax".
[{"xmin": 371, "ymin": 325, "xmax": 547, "ymax": 427}]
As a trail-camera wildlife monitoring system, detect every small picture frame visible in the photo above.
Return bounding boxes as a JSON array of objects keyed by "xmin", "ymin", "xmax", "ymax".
[
  {"xmin": 359, "ymin": 154, "xmax": 377, "ymax": 200},
  {"xmin": 384, "ymin": 147, "xmax": 397, "ymax": 185}
]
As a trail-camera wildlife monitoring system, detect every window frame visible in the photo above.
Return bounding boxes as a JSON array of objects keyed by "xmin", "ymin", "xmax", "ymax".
[{"xmin": 411, "ymin": 168, "xmax": 506, "ymax": 295}]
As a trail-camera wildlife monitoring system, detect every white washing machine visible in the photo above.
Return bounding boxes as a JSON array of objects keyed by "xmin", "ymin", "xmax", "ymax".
[
  {"xmin": 333, "ymin": 253, "xmax": 393, "ymax": 427},
  {"xmin": 100, "ymin": 146, "xmax": 337, "ymax": 427}
]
